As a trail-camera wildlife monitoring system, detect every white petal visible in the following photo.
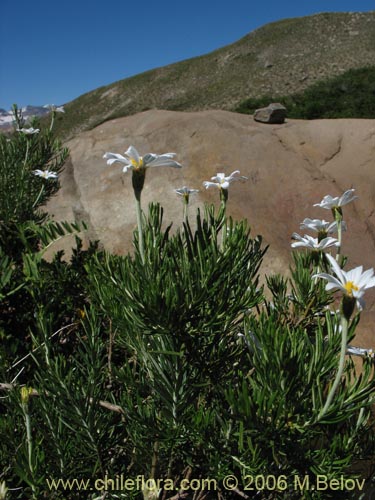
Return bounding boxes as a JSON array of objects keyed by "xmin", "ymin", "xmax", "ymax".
[
  {"xmin": 291, "ymin": 241, "xmax": 310, "ymax": 248},
  {"xmin": 227, "ymin": 170, "xmax": 248, "ymax": 183},
  {"xmin": 325, "ymin": 253, "xmax": 346, "ymax": 285},
  {"xmin": 364, "ymin": 276, "xmax": 375, "ymax": 289},
  {"xmin": 347, "ymin": 345, "xmax": 375, "ymax": 357},
  {"xmin": 347, "ymin": 265, "xmax": 364, "ymax": 285},
  {"xmin": 103, "ymin": 152, "xmax": 130, "ymax": 166},
  {"xmin": 175, "ymin": 187, "xmax": 199, "ymax": 195},
  {"xmin": 318, "ymin": 237, "xmax": 339, "ymax": 249},
  {"xmin": 359, "ymin": 271, "xmax": 375, "ymax": 288},
  {"xmin": 356, "ymin": 297, "xmax": 365, "ymax": 311},
  {"xmin": 147, "ymin": 158, "xmax": 182, "ymax": 168},
  {"xmin": 312, "ymin": 272, "xmax": 343, "ymax": 290},
  {"xmin": 325, "ymin": 281, "xmax": 345, "ymax": 292},
  {"xmin": 291, "ymin": 232, "xmax": 304, "ymax": 242},
  {"xmin": 212, "ymin": 173, "xmax": 225, "ymax": 182},
  {"xmin": 339, "ymin": 189, "xmax": 357, "ymax": 206},
  {"xmin": 228, "ymin": 170, "xmax": 241, "ymax": 180},
  {"xmin": 314, "ymin": 195, "xmax": 337, "ymax": 209},
  {"xmin": 203, "ymin": 181, "xmax": 219, "ymax": 189},
  {"xmin": 124, "ymin": 146, "xmax": 141, "ymax": 163}
]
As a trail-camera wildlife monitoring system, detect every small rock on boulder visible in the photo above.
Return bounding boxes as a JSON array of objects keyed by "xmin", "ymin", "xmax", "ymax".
[{"xmin": 254, "ymin": 103, "xmax": 287, "ymax": 124}]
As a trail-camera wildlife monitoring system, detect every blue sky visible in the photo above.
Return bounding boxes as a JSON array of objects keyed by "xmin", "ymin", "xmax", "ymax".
[{"xmin": 0, "ymin": 0, "xmax": 374, "ymax": 110}]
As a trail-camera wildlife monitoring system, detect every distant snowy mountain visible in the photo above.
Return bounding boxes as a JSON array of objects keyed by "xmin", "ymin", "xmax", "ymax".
[{"xmin": 0, "ymin": 105, "xmax": 52, "ymax": 130}]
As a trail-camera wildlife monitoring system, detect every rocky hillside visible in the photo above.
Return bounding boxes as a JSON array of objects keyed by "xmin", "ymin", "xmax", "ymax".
[{"xmin": 53, "ymin": 11, "xmax": 375, "ymax": 140}]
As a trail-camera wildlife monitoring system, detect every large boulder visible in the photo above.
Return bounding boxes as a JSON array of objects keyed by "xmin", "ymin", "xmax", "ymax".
[
  {"xmin": 46, "ymin": 109, "xmax": 375, "ymax": 349},
  {"xmin": 254, "ymin": 102, "xmax": 287, "ymax": 124}
]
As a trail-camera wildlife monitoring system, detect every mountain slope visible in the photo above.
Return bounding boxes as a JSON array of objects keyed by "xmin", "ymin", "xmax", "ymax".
[{"xmin": 53, "ymin": 11, "xmax": 375, "ymax": 139}]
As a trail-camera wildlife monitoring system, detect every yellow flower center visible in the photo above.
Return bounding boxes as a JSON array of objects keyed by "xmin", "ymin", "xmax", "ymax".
[
  {"xmin": 131, "ymin": 156, "xmax": 144, "ymax": 169},
  {"xmin": 344, "ymin": 281, "xmax": 359, "ymax": 296}
]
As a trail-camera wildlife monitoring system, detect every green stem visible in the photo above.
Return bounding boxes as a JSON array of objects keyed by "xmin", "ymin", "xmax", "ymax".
[
  {"xmin": 25, "ymin": 411, "xmax": 34, "ymax": 475},
  {"xmin": 135, "ymin": 192, "xmax": 145, "ymax": 264},
  {"xmin": 318, "ymin": 314, "xmax": 348, "ymax": 420},
  {"xmin": 18, "ymin": 139, "xmax": 30, "ymax": 212},
  {"xmin": 332, "ymin": 207, "xmax": 343, "ymax": 262},
  {"xmin": 50, "ymin": 111, "xmax": 55, "ymax": 132},
  {"xmin": 22, "ymin": 404, "xmax": 37, "ymax": 497},
  {"xmin": 183, "ymin": 199, "xmax": 188, "ymax": 223},
  {"xmin": 132, "ymin": 169, "xmax": 146, "ymax": 264},
  {"xmin": 32, "ymin": 184, "xmax": 45, "ymax": 208},
  {"xmin": 336, "ymin": 218, "xmax": 342, "ymax": 262},
  {"xmin": 24, "ymin": 140, "xmax": 30, "ymax": 167},
  {"xmin": 220, "ymin": 190, "xmax": 228, "ymax": 249}
]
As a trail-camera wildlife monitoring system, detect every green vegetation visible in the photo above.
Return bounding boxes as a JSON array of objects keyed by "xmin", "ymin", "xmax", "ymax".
[
  {"xmin": 1, "ymin": 109, "xmax": 375, "ymax": 499},
  {"xmin": 235, "ymin": 66, "xmax": 375, "ymax": 119}
]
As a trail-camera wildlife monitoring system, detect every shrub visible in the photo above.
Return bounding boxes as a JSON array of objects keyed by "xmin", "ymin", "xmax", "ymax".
[{"xmin": 235, "ymin": 66, "xmax": 375, "ymax": 119}]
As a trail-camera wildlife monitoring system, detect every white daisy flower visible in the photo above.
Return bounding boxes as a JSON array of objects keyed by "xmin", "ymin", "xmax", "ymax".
[
  {"xmin": 44, "ymin": 104, "xmax": 65, "ymax": 113},
  {"xmin": 300, "ymin": 218, "xmax": 346, "ymax": 235},
  {"xmin": 17, "ymin": 127, "xmax": 40, "ymax": 135},
  {"xmin": 291, "ymin": 233, "xmax": 340, "ymax": 251},
  {"xmin": 103, "ymin": 145, "xmax": 182, "ymax": 173},
  {"xmin": 203, "ymin": 170, "xmax": 247, "ymax": 190},
  {"xmin": 346, "ymin": 346, "xmax": 375, "ymax": 358},
  {"xmin": 314, "ymin": 189, "xmax": 357, "ymax": 210},
  {"xmin": 174, "ymin": 186, "xmax": 199, "ymax": 201},
  {"xmin": 33, "ymin": 169, "xmax": 58, "ymax": 180},
  {"xmin": 313, "ymin": 253, "xmax": 375, "ymax": 310}
]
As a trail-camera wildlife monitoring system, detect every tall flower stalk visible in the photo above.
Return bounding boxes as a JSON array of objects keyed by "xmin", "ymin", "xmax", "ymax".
[
  {"xmin": 104, "ymin": 146, "xmax": 182, "ymax": 263},
  {"xmin": 44, "ymin": 104, "xmax": 65, "ymax": 131},
  {"xmin": 174, "ymin": 186, "xmax": 199, "ymax": 222},
  {"xmin": 17, "ymin": 128, "xmax": 40, "ymax": 167},
  {"xmin": 203, "ymin": 170, "xmax": 247, "ymax": 247},
  {"xmin": 15, "ymin": 126, "xmax": 40, "ymax": 205},
  {"xmin": 313, "ymin": 253, "xmax": 375, "ymax": 420},
  {"xmin": 32, "ymin": 170, "xmax": 58, "ymax": 208},
  {"xmin": 20, "ymin": 386, "xmax": 36, "ymax": 496}
]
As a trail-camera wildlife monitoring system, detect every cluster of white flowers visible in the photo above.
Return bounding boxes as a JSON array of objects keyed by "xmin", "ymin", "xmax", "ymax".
[
  {"xmin": 291, "ymin": 190, "xmax": 357, "ymax": 252},
  {"xmin": 104, "ymin": 146, "xmax": 247, "ymax": 197},
  {"xmin": 291, "ymin": 188, "xmax": 375, "ymax": 313},
  {"xmin": 102, "ymin": 147, "xmax": 374, "ymax": 324}
]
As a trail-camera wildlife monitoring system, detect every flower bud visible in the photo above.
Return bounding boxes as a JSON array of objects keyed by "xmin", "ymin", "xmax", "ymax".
[
  {"xmin": 132, "ymin": 169, "xmax": 146, "ymax": 199},
  {"xmin": 20, "ymin": 386, "xmax": 34, "ymax": 406},
  {"xmin": 341, "ymin": 295, "xmax": 356, "ymax": 321}
]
